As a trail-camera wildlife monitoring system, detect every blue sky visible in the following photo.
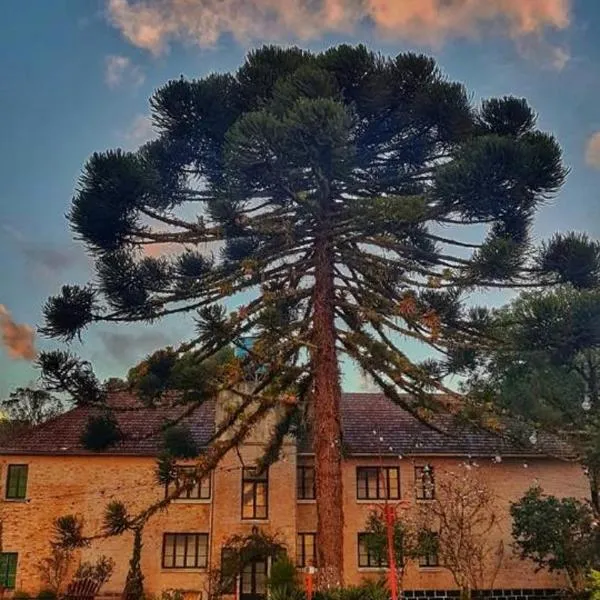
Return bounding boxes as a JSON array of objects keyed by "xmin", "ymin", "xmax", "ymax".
[{"xmin": 1, "ymin": 0, "xmax": 599, "ymax": 396}]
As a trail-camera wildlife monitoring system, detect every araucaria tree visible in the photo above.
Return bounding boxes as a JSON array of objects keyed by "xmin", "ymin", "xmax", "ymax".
[{"xmin": 43, "ymin": 44, "xmax": 583, "ymax": 584}]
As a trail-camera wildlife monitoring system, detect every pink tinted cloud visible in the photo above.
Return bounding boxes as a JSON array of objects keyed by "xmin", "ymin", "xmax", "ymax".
[
  {"xmin": 107, "ymin": 0, "xmax": 570, "ymax": 54},
  {"xmin": 0, "ymin": 304, "xmax": 37, "ymax": 361}
]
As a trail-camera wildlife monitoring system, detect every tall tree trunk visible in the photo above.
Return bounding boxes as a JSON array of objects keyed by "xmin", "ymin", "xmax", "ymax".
[{"xmin": 312, "ymin": 234, "xmax": 344, "ymax": 587}]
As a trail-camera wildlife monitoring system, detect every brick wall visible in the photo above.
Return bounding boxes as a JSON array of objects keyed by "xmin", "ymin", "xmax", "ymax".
[{"xmin": 0, "ymin": 445, "xmax": 587, "ymax": 596}]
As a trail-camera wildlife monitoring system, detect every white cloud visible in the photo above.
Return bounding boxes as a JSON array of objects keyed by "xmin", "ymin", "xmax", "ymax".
[
  {"xmin": 106, "ymin": 0, "xmax": 571, "ymax": 55},
  {"xmin": 105, "ymin": 54, "xmax": 145, "ymax": 88},
  {"xmin": 585, "ymin": 132, "xmax": 600, "ymax": 169}
]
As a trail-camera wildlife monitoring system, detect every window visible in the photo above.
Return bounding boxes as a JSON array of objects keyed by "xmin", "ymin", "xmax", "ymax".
[
  {"xmin": 242, "ymin": 467, "xmax": 268, "ymax": 519},
  {"xmin": 162, "ymin": 533, "xmax": 209, "ymax": 569},
  {"xmin": 415, "ymin": 465, "xmax": 435, "ymax": 500},
  {"xmin": 220, "ymin": 547, "xmax": 237, "ymax": 594},
  {"xmin": 356, "ymin": 467, "xmax": 399, "ymax": 500},
  {"xmin": 6, "ymin": 465, "xmax": 28, "ymax": 500},
  {"xmin": 358, "ymin": 533, "xmax": 387, "ymax": 568},
  {"xmin": 167, "ymin": 466, "xmax": 211, "ymax": 500},
  {"xmin": 296, "ymin": 533, "xmax": 316, "ymax": 568},
  {"xmin": 0, "ymin": 553, "xmax": 17, "ymax": 589},
  {"xmin": 297, "ymin": 466, "xmax": 315, "ymax": 500},
  {"xmin": 418, "ymin": 532, "xmax": 439, "ymax": 568}
]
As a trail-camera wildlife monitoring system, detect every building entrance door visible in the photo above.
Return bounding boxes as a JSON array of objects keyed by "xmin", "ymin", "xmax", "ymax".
[{"xmin": 240, "ymin": 558, "xmax": 268, "ymax": 600}]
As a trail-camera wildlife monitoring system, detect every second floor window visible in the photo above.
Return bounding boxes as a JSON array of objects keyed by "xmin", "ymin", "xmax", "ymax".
[
  {"xmin": 167, "ymin": 466, "xmax": 211, "ymax": 500},
  {"xmin": 296, "ymin": 533, "xmax": 316, "ymax": 568},
  {"xmin": 162, "ymin": 533, "xmax": 208, "ymax": 569},
  {"xmin": 356, "ymin": 467, "xmax": 400, "ymax": 500},
  {"xmin": 415, "ymin": 465, "xmax": 435, "ymax": 500},
  {"xmin": 297, "ymin": 465, "xmax": 315, "ymax": 500},
  {"xmin": 242, "ymin": 467, "xmax": 268, "ymax": 519},
  {"xmin": 6, "ymin": 465, "xmax": 28, "ymax": 500},
  {"xmin": 358, "ymin": 533, "xmax": 388, "ymax": 568}
]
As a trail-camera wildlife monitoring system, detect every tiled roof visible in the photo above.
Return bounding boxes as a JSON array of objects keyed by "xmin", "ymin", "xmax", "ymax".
[
  {"xmin": 299, "ymin": 393, "xmax": 570, "ymax": 458},
  {"xmin": 0, "ymin": 391, "xmax": 570, "ymax": 458},
  {"xmin": 0, "ymin": 391, "xmax": 215, "ymax": 456}
]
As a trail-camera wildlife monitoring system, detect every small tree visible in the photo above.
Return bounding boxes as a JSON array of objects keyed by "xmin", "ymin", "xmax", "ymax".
[
  {"xmin": 37, "ymin": 546, "xmax": 73, "ymax": 595},
  {"xmin": 419, "ymin": 467, "xmax": 503, "ymax": 599},
  {"xmin": 73, "ymin": 556, "xmax": 115, "ymax": 588},
  {"xmin": 511, "ymin": 486, "xmax": 600, "ymax": 595},
  {"xmin": 364, "ymin": 507, "xmax": 423, "ymax": 594},
  {"xmin": 1, "ymin": 387, "xmax": 66, "ymax": 426},
  {"xmin": 123, "ymin": 527, "xmax": 144, "ymax": 600},
  {"xmin": 37, "ymin": 515, "xmax": 88, "ymax": 595}
]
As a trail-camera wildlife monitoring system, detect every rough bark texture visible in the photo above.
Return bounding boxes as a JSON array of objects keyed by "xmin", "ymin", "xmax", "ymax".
[{"xmin": 312, "ymin": 235, "xmax": 345, "ymax": 587}]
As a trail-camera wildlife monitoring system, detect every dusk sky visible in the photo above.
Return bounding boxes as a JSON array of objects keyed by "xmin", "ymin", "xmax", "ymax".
[{"xmin": 1, "ymin": 0, "xmax": 599, "ymax": 396}]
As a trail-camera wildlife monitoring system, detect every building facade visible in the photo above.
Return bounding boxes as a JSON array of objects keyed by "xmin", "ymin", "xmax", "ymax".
[{"xmin": 0, "ymin": 392, "xmax": 587, "ymax": 598}]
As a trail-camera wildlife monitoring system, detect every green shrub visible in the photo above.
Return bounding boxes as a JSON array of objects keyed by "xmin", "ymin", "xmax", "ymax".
[
  {"xmin": 13, "ymin": 592, "xmax": 31, "ymax": 600},
  {"xmin": 269, "ymin": 555, "xmax": 298, "ymax": 591},
  {"xmin": 269, "ymin": 586, "xmax": 305, "ymax": 600},
  {"xmin": 81, "ymin": 413, "xmax": 122, "ymax": 451},
  {"xmin": 162, "ymin": 426, "xmax": 198, "ymax": 459},
  {"xmin": 37, "ymin": 590, "xmax": 58, "ymax": 600}
]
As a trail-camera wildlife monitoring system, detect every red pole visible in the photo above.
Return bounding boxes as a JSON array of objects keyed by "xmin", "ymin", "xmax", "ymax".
[
  {"xmin": 305, "ymin": 566, "xmax": 314, "ymax": 600},
  {"xmin": 385, "ymin": 504, "xmax": 398, "ymax": 600}
]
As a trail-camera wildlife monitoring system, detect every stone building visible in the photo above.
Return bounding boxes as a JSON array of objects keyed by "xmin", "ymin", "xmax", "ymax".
[{"xmin": 0, "ymin": 392, "xmax": 586, "ymax": 598}]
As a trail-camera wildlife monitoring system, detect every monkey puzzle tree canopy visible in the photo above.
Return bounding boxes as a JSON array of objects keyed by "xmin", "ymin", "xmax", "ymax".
[{"xmin": 42, "ymin": 44, "xmax": 587, "ymax": 583}]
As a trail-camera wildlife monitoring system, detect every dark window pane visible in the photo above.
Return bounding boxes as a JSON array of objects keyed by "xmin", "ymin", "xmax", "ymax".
[
  {"xmin": 415, "ymin": 466, "xmax": 435, "ymax": 500},
  {"xmin": 297, "ymin": 466, "xmax": 316, "ymax": 500},
  {"xmin": 0, "ymin": 553, "xmax": 17, "ymax": 589},
  {"xmin": 358, "ymin": 533, "xmax": 387, "ymax": 568},
  {"xmin": 242, "ymin": 468, "xmax": 268, "ymax": 519},
  {"xmin": 297, "ymin": 533, "xmax": 317, "ymax": 568},
  {"xmin": 162, "ymin": 533, "xmax": 208, "ymax": 569},
  {"xmin": 220, "ymin": 548, "xmax": 237, "ymax": 594},
  {"xmin": 357, "ymin": 467, "xmax": 400, "ymax": 500},
  {"xmin": 6, "ymin": 465, "xmax": 28, "ymax": 500}
]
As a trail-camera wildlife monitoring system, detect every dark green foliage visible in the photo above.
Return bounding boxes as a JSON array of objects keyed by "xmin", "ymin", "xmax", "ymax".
[
  {"xmin": 156, "ymin": 451, "xmax": 176, "ymax": 486},
  {"xmin": 80, "ymin": 413, "xmax": 122, "ymax": 451},
  {"xmin": 53, "ymin": 515, "xmax": 87, "ymax": 550},
  {"xmin": 220, "ymin": 530, "xmax": 286, "ymax": 582},
  {"xmin": 40, "ymin": 285, "xmax": 97, "ymax": 342},
  {"xmin": 103, "ymin": 501, "xmax": 131, "ymax": 535},
  {"xmin": 37, "ymin": 590, "xmax": 58, "ymax": 600},
  {"xmin": 36, "ymin": 350, "xmax": 105, "ymax": 405},
  {"xmin": 268, "ymin": 555, "xmax": 298, "ymax": 591},
  {"xmin": 127, "ymin": 345, "xmax": 233, "ymax": 403},
  {"xmin": 123, "ymin": 528, "xmax": 144, "ymax": 600},
  {"xmin": 539, "ymin": 233, "xmax": 600, "ymax": 290},
  {"xmin": 162, "ymin": 425, "xmax": 198, "ymax": 458},
  {"xmin": 511, "ymin": 486, "xmax": 600, "ymax": 592},
  {"xmin": 12, "ymin": 591, "xmax": 31, "ymax": 600}
]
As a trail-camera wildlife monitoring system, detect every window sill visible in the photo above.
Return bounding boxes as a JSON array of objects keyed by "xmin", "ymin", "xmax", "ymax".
[
  {"xmin": 241, "ymin": 518, "xmax": 269, "ymax": 523},
  {"xmin": 356, "ymin": 499, "xmax": 401, "ymax": 504},
  {"xmin": 418, "ymin": 567, "xmax": 443, "ymax": 572},
  {"xmin": 297, "ymin": 499, "xmax": 316, "ymax": 504},
  {"xmin": 171, "ymin": 499, "xmax": 212, "ymax": 504},
  {"xmin": 161, "ymin": 568, "xmax": 208, "ymax": 573},
  {"xmin": 358, "ymin": 567, "xmax": 387, "ymax": 573},
  {"xmin": 4, "ymin": 498, "xmax": 28, "ymax": 503}
]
